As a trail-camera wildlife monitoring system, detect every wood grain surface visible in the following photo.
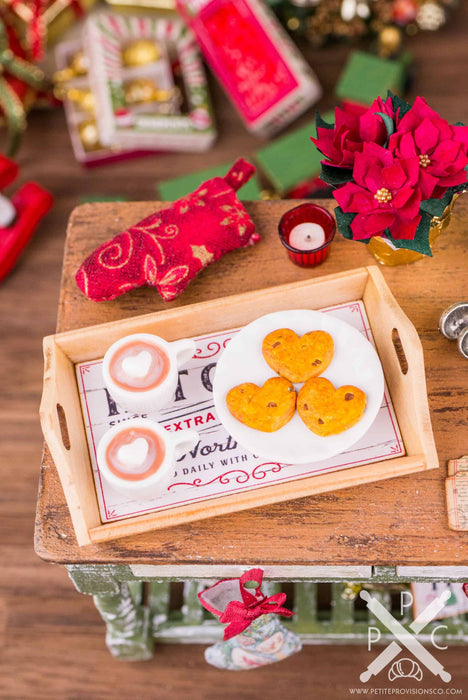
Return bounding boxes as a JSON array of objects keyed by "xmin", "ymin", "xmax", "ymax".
[
  {"xmin": 35, "ymin": 198, "xmax": 468, "ymax": 565},
  {"xmin": 2, "ymin": 8, "xmax": 468, "ymax": 693}
]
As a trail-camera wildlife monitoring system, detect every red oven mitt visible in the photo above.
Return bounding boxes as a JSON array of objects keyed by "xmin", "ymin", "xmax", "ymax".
[{"xmin": 76, "ymin": 159, "xmax": 260, "ymax": 302}]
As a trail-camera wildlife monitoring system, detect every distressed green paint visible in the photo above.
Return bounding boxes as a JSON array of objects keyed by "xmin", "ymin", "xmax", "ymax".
[
  {"xmin": 64, "ymin": 566, "xmax": 468, "ymax": 658},
  {"xmin": 93, "ymin": 582, "xmax": 154, "ymax": 661},
  {"xmin": 330, "ymin": 583, "xmax": 355, "ymax": 632},
  {"xmin": 149, "ymin": 581, "xmax": 170, "ymax": 633},
  {"xmin": 292, "ymin": 583, "xmax": 321, "ymax": 634},
  {"xmin": 66, "ymin": 564, "xmax": 136, "ymax": 594},
  {"xmin": 182, "ymin": 581, "xmax": 205, "ymax": 625}
]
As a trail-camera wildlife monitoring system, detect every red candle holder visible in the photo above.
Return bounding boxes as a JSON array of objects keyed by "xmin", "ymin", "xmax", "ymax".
[{"xmin": 279, "ymin": 203, "xmax": 336, "ymax": 267}]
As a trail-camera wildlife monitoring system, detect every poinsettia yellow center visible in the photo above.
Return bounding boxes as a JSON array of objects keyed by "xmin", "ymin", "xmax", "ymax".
[
  {"xmin": 419, "ymin": 154, "xmax": 431, "ymax": 168},
  {"xmin": 374, "ymin": 187, "xmax": 393, "ymax": 204}
]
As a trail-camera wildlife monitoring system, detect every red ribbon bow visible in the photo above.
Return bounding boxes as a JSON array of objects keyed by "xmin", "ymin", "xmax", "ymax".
[{"xmin": 218, "ymin": 569, "xmax": 294, "ymax": 641}]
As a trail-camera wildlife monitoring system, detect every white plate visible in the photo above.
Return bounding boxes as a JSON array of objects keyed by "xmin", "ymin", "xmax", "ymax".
[{"xmin": 213, "ymin": 310, "xmax": 384, "ymax": 464}]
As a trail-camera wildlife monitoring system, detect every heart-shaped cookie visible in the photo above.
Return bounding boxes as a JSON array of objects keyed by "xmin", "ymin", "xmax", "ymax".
[
  {"xmin": 226, "ymin": 377, "xmax": 296, "ymax": 432},
  {"xmin": 297, "ymin": 377, "xmax": 366, "ymax": 436},
  {"xmin": 262, "ymin": 328, "xmax": 334, "ymax": 383}
]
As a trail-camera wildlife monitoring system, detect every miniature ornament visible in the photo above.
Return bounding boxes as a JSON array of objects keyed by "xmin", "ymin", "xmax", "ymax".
[
  {"xmin": 76, "ymin": 159, "xmax": 260, "ymax": 302},
  {"xmin": 121, "ymin": 39, "xmax": 161, "ymax": 66},
  {"xmin": 198, "ymin": 568, "xmax": 301, "ymax": 670},
  {"xmin": 274, "ymin": 0, "xmax": 457, "ymax": 47}
]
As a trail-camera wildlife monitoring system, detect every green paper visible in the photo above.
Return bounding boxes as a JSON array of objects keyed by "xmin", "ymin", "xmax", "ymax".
[
  {"xmin": 157, "ymin": 162, "xmax": 262, "ymax": 201},
  {"xmin": 389, "ymin": 91, "xmax": 412, "ymax": 118},
  {"xmin": 255, "ymin": 112, "xmax": 335, "ymax": 194},
  {"xmin": 385, "ymin": 213, "xmax": 433, "ymax": 256},
  {"xmin": 420, "ymin": 191, "xmax": 453, "ymax": 218},
  {"xmin": 336, "ymin": 52, "xmax": 406, "ymax": 105},
  {"xmin": 420, "ymin": 184, "xmax": 465, "ymax": 219},
  {"xmin": 334, "ymin": 206, "xmax": 357, "ymax": 240},
  {"xmin": 320, "ymin": 163, "xmax": 354, "ymax": 186},
  {"xmin": 315, "ymin": 111, "xmax": 334, "ymax": 130}
]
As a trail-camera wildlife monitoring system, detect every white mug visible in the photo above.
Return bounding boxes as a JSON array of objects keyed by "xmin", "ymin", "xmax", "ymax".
[
  {"xmin": 96, "ymin": 417, "xmax": 199, "ymax": 496},
  {"xmin": 102, "ymin": 332, "xmax": 195, "ymax": 413}
]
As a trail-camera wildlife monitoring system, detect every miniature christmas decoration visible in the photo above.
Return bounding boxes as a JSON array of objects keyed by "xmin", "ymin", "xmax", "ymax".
[
  {"xmin": 273, "ymin": 0, "xmax": 458, "ymax": 51},
  {"xmin": 0, "ymin": 19, "xmax": 50, "ymax": 155},
  {"xmin": 2, "ymin": 0, "xmax": 97, "ymax": 59},
  {"xmin": 335, "ymin": 50, "xmax": 409, "ymax": 108},
  {"xmin": 312, "ymin": 93, "xmax": 468, "ymax": 264},
  {"xmin": 198, "ymin": 568, "xmax": 301, "ymax": 670},
  {"xmin": 255, "ymin": 112, "xmax": 334, "ymax": 197},
  {"xmin": 76, "ymin": 159, "xmax": 259, "ymax": 301},
  {"xmin": 0, "ymin": 153, "xmax": 53, "ymax": 282},
  {"xmin": 84, "ymin": 14, "xmax": 216, "ymax": 153},
  {"xmin": 176, "ymin": 0, "xmax": 321, "ymax": 137}
]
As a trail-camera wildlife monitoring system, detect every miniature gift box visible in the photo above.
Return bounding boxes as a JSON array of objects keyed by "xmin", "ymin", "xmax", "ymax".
[
  {"xmin": 105, "ymin": 0, "xmax": 176, "ymax": 10},
  {"xmin": 335, "ymin": 50, "xmax": 409, "ymax": 108},
  {"xmin": 55, "ymin": 38, "xmax": 152, "ymax": 166},
  {"xmin": 255, "ymin": 112, "xmax": 334, "ymax": 197},
  {"xmin": 84, "ymin": 13, "xmax": 216, "ymax": 152},
  {"xmin": 176, "ymin": 0, "xmax": 321, "ymax": 137}
]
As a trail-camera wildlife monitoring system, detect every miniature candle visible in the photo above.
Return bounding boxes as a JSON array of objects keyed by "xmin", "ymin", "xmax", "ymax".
[
  {"xmin": 278, "ymin": 202, "xmax": 336, "ymax": 268},
  {"xmin": 289, "ymin": 222, "xmax": 325, "ymax": 251}
]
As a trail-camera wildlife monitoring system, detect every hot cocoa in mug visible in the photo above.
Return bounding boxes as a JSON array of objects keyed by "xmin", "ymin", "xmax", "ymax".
[
  {"xmin": 97, "ymin": 417, "xmax": 199, "ymax": 496},
  {"xmin": 103, "ymin": 332, "xmax": 196, "ymax": 413}
]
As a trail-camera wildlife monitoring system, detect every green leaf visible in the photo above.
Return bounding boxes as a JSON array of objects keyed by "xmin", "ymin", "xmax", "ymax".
[
  {"xmin": 385, "ymin": 213, "xmax": 432, "ymax": 256},
  {"xmin": 315, "ymin": 110, "xmax": 334, "ymax": 130},
  {"xmin": 420, "ymin": 190, "xmax": 453, "ymax": 218},
  {"xmin": 334, "ymin": 206, "xmax": 356, "ymax": 240},
  {"xmin": 320, "ymin": 163, "xmax": 354, "ymax": 187},
  {"xmin": 374, "ymin": 112, "xmax": 395, "ymax": 141},
  {"xmin": 389, "ymin": 91, "xmax": 412, "ymax": 119},
  {"xmin": 420, "ymin": 184, "xmax": 466, "ymax": 218}
]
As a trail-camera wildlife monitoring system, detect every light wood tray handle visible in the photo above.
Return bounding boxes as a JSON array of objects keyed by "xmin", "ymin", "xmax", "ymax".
[
  {"xmin": 40, "ymin": 338, "xmax": 72, "ymax": 464},
  {"xmin": 39, "ymin": 336, "xmax": 97, "ymax": 545},
  {"xmin": 365, "ymin": 266, "xmax": 437, "ymax": 465}
]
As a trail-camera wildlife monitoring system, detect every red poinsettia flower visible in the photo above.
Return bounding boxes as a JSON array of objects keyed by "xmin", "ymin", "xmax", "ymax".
[
  {"xmin": 311, "ymin": 97, "xmax": 394, "ymax": 169},
  {"xmin": 390, "ymin": 96, "xmax": 468, "ymax": 197},
  {"xmin": 334, "ymin": 142, "xmax": 436, "ymax": 240}
]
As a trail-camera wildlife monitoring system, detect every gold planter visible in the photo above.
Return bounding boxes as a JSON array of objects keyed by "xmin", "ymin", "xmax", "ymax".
[{"xmin": 367, "ymin": 192, "xmax": 464, "ymax": 266}]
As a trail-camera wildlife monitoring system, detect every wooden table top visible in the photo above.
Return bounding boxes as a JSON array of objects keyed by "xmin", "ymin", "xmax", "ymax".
[{"xmin": 34, "ymin": 198, "xmax": 468, "ymax": 566}]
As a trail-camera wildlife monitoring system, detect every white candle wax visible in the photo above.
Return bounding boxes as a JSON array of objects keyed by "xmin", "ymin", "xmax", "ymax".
[
  {"xmin": 289, "ymin": 222, "xmax": 325, "ymax": 251},
  {"xmin": 0, "ymin": 194, "xmax": 16, "ymax": 228}
]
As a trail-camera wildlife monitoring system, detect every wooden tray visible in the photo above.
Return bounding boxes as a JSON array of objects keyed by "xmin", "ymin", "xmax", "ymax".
[{"xmin": 40, "ymin": 265, "xmax": 438, "ymax": 546}]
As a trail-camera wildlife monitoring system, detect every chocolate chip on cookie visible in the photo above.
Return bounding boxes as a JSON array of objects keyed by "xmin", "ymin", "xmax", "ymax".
[
  {"xmin": 262, "ymin": 328, "xmax": 334, "ymax": 382},
  {"xmin": 226, "ymin": 377, "xmax": 297, "ymax": 432}
]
